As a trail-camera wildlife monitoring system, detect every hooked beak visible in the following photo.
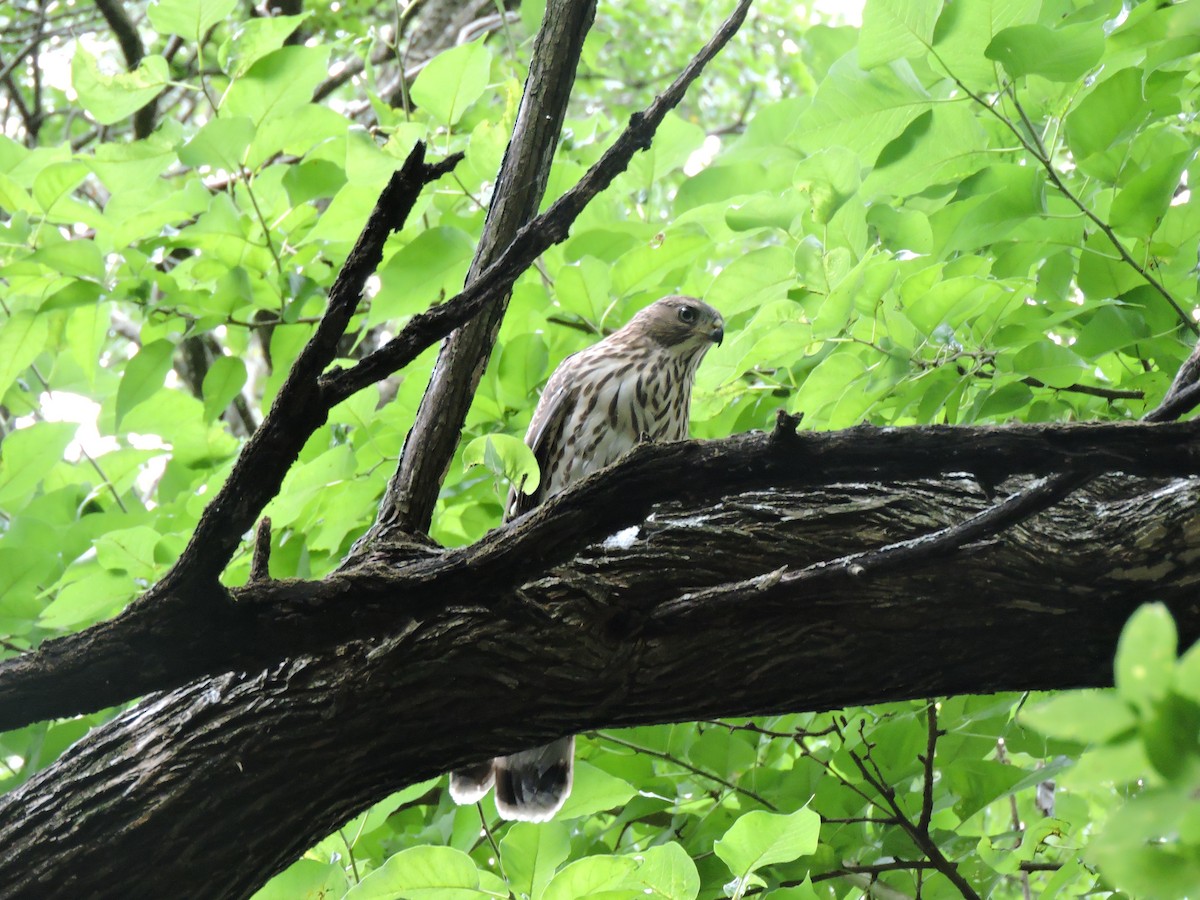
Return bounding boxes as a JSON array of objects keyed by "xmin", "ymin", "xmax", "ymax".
[{"xmin": 709, "ymin": 322, "xmax": 725, "ymax": 346}]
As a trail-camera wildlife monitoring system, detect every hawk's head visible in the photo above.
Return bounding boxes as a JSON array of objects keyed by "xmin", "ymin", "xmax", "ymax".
[{"xmin": 631, "ymin": 295, "xmax": 725, "ymax": 352}]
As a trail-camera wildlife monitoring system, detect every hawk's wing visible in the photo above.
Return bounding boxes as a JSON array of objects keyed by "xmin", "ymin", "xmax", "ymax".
[{"xmin": 506, "ymin": 353, "xmax": 581, "ymax": 520}]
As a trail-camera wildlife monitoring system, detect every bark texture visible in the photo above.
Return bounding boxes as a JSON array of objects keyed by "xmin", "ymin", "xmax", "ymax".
[{"xmin": 1, "ymin": 474, "xmax": 1197, "ymax": 898}]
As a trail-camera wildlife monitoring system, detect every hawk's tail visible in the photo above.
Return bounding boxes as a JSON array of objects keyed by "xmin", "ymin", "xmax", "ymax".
[{"xmin": 493, "ymin": 736, "xmax": 574, "ymax": 822}]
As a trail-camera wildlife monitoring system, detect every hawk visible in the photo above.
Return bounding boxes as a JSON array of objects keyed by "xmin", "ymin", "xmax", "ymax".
[{"xmin": 450, "ymin": 295, "xmax": 725, "ymax": 821}]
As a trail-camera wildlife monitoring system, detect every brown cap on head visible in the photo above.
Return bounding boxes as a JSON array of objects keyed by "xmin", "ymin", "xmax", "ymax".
[{"xmin": 628, "ymin": 295, "xmax": 724, "ymax": 349}]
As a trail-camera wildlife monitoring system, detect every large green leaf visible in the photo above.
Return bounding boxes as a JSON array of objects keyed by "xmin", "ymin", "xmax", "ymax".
[
  {"xmin": 0, "ymin": 311, "xmax": 49, "ymax": 397},
  {"xmin": 713, "ymin": 808, "xmax": 821, "ymax": 882},
  {"xmin": 72, "ymin": 50, "xmax": 169, "ymax": 126},
  {"xmin": 148, "ymin": 0, "xmax": 239, "ymax": 41},
  {"xmin": 115, "ymin": 340, "xmax": 176, "ymax": 429},
  {"xmin": 500, "ymin": 821, "xmax": 570, "ymax": 900},
  {"xmin": 985, "ymin": 22, "xmax": 1104, "ymax": 82},
  {"xmin": 858, "ymin": 0, "xmax": 940, "ymax": 69},
  {"xmin": 410, "ymin": 41, "xmax": 493, "ymax": 126},
  {"xmin": 344, "ymin": 845, "xmax": 488, "ymax": 899}
]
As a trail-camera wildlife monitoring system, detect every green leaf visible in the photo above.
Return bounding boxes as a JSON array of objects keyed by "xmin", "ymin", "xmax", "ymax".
[
  {"xmin": 500, "ymin": 821, "xmax": 570, "ymax": 900},
  {"xmin": 180, "ymin": 117, "xmax": 258, "ymax": 171},
  {"xmin": 1110, "ymin": 151, "xmax": 1193, "ymax": 239},
  {"xmin": 282, "ymin": 159, "xmax": 347, "ymax": 206},
  {"xmin": 462, "ymin": 434, "xmax": 540, "ymax": 497},
  {"xmin": 713, "ymin": 807, "xmax": 821, "ymax": 880},
  {"xmin": 556, "ymin": 761, "xmax": 637, "ymax": 819},
  {"xmin": 1065, "ymin": 68, "xmax": 1149, "ymax": 170},
  {"xmin": 201, "ymin": 355, "xmax": 248, "ymax": 423},
  {"xmin": 344, "ymin": 845, "xmax": 487, "ymax": 899},
  {"xmin": 1116, "ymin": 603, "xmax": 1178, "ymax": 712},
  {"xmin": 1020, "ymin": 691, "xmax": 1137, "ymax": 744},
  {"xmin": 542, "ymin": 855, "xmax": 639, "ymax": 900},
  {"xmin": 39, "ymin": 569, "xmax": 136, "ymax": 629},
  {"xmin": 251, "ymin": 859, "xmax": 347, "ymax": 900},
  {"xmin": 410, "ymin": 41, "xmax": 492, "ymax": 126},
  {"xmin": 222, "ymin": 46, "xmax": 331, "ymax": 125},
  {"xmin": 707, "ymin": 246, "xmax": 796, "ymax": 317},
  {"xmin": 0, "ymin": 310, "xmax": 49, "ymax": 397},
  {"xmin": 371, "ymin": 227, "xmax": 476, "ymax": 325},
  {"xmin": 32, "ymin": 161, "xmax": 89, "ymax": 216},
  {"xmin": 0, "ymin": 422, "xmax": 77, "ymax": 510},
  {"xmin": 147, "ymin": 0, "xmax": 238, "ymax": 42},
  {"xmin": 220, "ymin": 13, "xmax": 312, "ymax": 78},
  {"xmin": 29, "ymin": 237, "xmax": 105, "ymax": 280},
  {"xmin": 1010, "ymin": 341, "xmax": 1087, "ymax": 389},
  {"xmin": 985, "ymin": 23, "xmax": 1104, "ymax": 82},
  {"xmin": 858, "ymin": 0, "xmax": 940, "ymax": 69},
  {"xmin": 116, "ymin": 340, "xmax": 176, "ymax": 429},
  {"xmin": 795, "ymin": 54, "xmax": 930, "ymax": 163},
  {"xmin": 1088, "ymin": 787, "xmax": 1200, "ymax": 899},
  {"xmin": 612, "ymin": 226, "xmax": 710, "ymax": 296},
  {"xmin": 629, "ymin": 843, "xmax": 700, "ymax": 900},
  {"xmin": 94, "ymin": 526, "xmax": 163, "ymax": 580},
  {"xmin": 72, "ymin": 49, "xmax": 169, "ymax": 126},
  {"xmin": 931, "ymin": 0, "xmax": 1041, "ymax": 87},
  {"xmin": 1176, "ymin": 641, "xmax": 1200, "ymax": 704}
]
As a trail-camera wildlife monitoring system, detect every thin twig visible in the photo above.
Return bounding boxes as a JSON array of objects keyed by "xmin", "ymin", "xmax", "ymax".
[
  {"xmin": 916, "ymin": 702, "xmax": 939, "ymax": 836},
  {"xmin": 596, "ymin": 731, "xmax": 778, "ymax": 811},
  {"xmin": 933, "ymin": 50, "xmax": 1197, "ymax": 336},
  {"xmin": 249, "ymin": 518, "xmax": 272, "ymax": 582}
]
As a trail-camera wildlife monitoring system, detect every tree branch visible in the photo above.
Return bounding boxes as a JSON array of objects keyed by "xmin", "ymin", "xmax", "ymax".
[
  {"xmin": 5, "ymin": 417, "xmax": 1200, "ymax": 730},
  {"xmin": 316, "ymin": 0, "xmax": 756, "ymax": 408},
  {"xmin": 93, "ymin": 0, "xmax": 157, "ymax": 138},
  {"xmin": 373, "ymin": 0, "xmax": 598, "ymax": 540},
  {"xmin": 159, "ymin": 142, "xmax": 461, "ymax": 591},
  {"xmin": 1, "ymin": 475, "xmax": 1195, "ymax": 897}
]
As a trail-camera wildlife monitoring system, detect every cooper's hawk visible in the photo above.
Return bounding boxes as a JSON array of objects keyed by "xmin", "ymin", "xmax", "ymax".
[{"xmin": 449, "ymin": 295, "xmax": 725, "ymax": 821}]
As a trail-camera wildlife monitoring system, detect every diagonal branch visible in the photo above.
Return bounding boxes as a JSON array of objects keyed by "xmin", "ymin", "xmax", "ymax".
[
  {"xmin": 316, "ymin": 0, "xmax": 756, "ymax": 408},
  {"xmin": 375, "ymin": 0, "xmax": 598, "ymax": 540},
  {"xmin": 160, "ymin": 143, "xmax": 462, "ymax": 591}
]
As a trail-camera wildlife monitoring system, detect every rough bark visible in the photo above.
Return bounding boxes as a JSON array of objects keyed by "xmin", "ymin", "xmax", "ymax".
[
  {"xmin": 1, "ymin": 474, "xmax": 1197, "ymax": 898},
  {"xmin": 5, "ymin": 417, "xmax": 1200, "ymax": 731}
]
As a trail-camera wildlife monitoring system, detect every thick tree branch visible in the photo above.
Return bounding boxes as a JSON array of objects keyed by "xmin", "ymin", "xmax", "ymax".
[
  {"xmin": 5, "ymin": 418, "xmax": 1200, "ymax": 731},
  {"xmin": 1, "ymin": 475, "xmax": 1196, "ymax": 897},
  {"xmin": 375, "ymin": 0, "xmax": 598, "ymax": 540}
]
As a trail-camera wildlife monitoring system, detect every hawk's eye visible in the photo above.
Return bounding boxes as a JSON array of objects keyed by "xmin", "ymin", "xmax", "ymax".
[{"xmin": 677, "ymin": 305, "xmax": 697, "ymax": 324}]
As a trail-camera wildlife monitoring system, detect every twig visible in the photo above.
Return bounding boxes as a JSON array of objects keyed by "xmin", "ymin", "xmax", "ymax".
[
  {"xmin": 995, "ymin": 738, "xmax": 1033, "ymax": 900},
  {"xmin": 916, "ymin": 702, "xmax": 939, "ymax": 836},
  {"xmin": 839, "ymin": 719, "xmax": 982, "ymax": 900},
  {"xmin": 249, "ymin": 518, "xmax": 272, "ymax": 582},
  {"xmin": 595, "ymin": 731, "xmax": 778, "ymax": 810},
  {"xmin": 933, "ymin": 52, "xmax": 1197, "ymax": 336},
  {"xmin": 1019, "ymin": 377, "xmax": 1143, "ymax": 401}
]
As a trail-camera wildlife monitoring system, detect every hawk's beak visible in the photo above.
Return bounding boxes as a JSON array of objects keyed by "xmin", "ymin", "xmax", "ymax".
[{"xmin": 710, "ymin": 323, "xmax": 724, "ymax": 346}]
